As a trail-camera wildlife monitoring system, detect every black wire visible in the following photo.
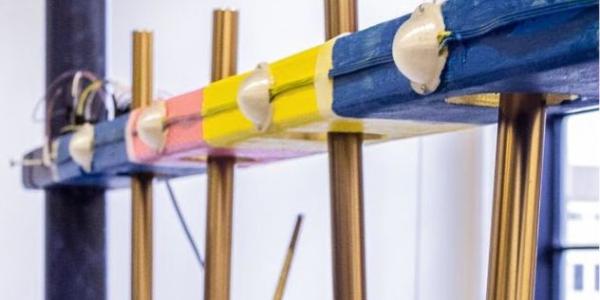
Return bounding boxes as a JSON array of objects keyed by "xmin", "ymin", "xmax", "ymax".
[
  {"xmin": 554, "ymin": 245, "xmax": 600, "ymax": 252},
  {"xmin": 165, "ymin": 179, "xmax": 205, "ymax": 269}
]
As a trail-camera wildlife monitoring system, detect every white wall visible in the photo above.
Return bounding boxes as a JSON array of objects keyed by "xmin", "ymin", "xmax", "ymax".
[
  {"xmin": 0, "ymin": 0, "xmax": 496, "ymax": 299},
  {"xmin": 0, "ymin": 0, "xmax": 46, "ymax": 299}
]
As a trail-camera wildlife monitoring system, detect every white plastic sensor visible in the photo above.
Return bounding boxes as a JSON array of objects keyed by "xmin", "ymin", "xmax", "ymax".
[
  {"xmin": 69, "ymin": 123, "xmax": 95, "ymax": 172},
  {"xmin": 237, "ymin": 62, "xmax": 273, "ymax": 132},
  {"xmin": 136, "ymin": 102, "xmax": 167, "ymax": 152},
  {"xmin": 392, "ymin": 2, "xmax": 448, "ymax": 95}
]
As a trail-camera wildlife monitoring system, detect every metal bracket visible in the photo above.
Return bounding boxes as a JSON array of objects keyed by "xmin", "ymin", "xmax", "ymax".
[
  {"xmin": 136, "ymin": 101, "xmax": 167, "ymax": 152},
  {"xmin": 69, "ymin": 123, "xmax": 95, "ymax": 172},
  {"xmin": 237, "ymin": 62, "xmax": 273, "ymax": 132},
  {"xmin": 392, "ymin": 2, "xmax": 448, "ymax": 95}
]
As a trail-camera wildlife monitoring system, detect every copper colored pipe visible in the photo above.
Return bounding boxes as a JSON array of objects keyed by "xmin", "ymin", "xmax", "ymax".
[
  {"xmin": 324, "ymin": 1, "xmax": 366, "ymax": 299},
  {"xmin": 324, "ymin": 0, "xmax": 357, "ymax": 40},
  {"xmin": 327, "ymin": 132, "xmax": 366, "ymax": 300},
  {"xmin": 131, "ymin": 31, "xmax": 154, "ymax": 300},
  {"xmin": 486, "ymin": 93, "xmax": 546, "ymax": 300},
  {"xmin": 204, "ymin": 9, "xmax": 238, "ymax": 300}
]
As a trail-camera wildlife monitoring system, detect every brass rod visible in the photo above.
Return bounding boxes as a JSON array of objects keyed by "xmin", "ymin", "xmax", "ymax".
[
  {"xmin": 486, "ymin": 93, "xmax": 546, "ymax": 300},
  {"xmin": 324, "ymin": 1, "xmax": 365, "ymax": 300},
  {"xmin": 328, "ymin": 132, "xmax": 366, "ymax": 300},
  {"xmin": 131, "ymin": 31, "xmax": 154, "ymax": 300},
  {"xmin": 204, "ymin": 9, "xmax": 238, "ymax": 300},
  {"xmin": 324, "ymin": 0, "xmax": 357, "ymax": 39},
  {"xmin": 211, "ymin": 9, "xmax": 238, "ymax": 81},
  {"xmin": 273, "ymin": 215, "xmax": 304, "ymax": 300}
]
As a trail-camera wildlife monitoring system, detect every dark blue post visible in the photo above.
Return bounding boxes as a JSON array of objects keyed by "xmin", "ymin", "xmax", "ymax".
[
  {"xmin": 536, "ymin": 114, "xmax": 564, "ymax": 300},
  {"xmin": 45, "ymin": 1, "xmax": 106, "ymax": 299}
]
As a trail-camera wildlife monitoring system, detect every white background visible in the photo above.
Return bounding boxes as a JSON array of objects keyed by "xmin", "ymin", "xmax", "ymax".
[{"xmin": 0, "ymin": 0, "xmax": 504, "ymax": 299}]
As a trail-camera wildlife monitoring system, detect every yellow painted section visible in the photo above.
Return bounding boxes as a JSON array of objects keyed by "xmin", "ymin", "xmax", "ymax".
[
  {"xmin": 202, "ymin": 45, "xmax": 326, "ymax": 146},
  {"xmin": 200, "ymin": 39, "xmax": 474, "ymax": 152},
  {"xmin": 202, "ymin": 72, "xmax": 253, "ymax": 146},
  {"xmin": 202, "ymin": 72, "xmax": 248, "ymax": 116},
  {"xmin": 269, "ymin": 45, "xmax": 323, "ymax": 132}
]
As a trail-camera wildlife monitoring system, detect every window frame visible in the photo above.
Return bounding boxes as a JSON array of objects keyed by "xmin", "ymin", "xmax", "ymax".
[{"xmin": 536, "ymin": 108, "xmax": 600, "ymax": 300}]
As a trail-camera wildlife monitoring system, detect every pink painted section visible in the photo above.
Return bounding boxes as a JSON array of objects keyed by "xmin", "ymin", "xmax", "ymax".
[
  {"xmin": 128, "ymin": 89, "xmax": 206, "ymax": 165},
  {"xmin": 163, "ymin": 89, "xmax": 205, "ymax": 154},
  {"xmin": 152, "ymin": 89, "xmax": 208, "ymax": 167},
  {"xmin": 127, "ymin": 88, "xmax": 317, "ymax": 168}
]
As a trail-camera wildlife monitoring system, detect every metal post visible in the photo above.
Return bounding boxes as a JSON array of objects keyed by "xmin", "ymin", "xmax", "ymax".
[
  {"xmin": 45, "ymin": 0, "xmax": 106, "ymax": 299},
  {"xmin": 324, "ymin": 0, "xmax": 357, "ymax": 39},
  {"xmin": 204, "ymin": 9, "xmax": 238, "ymax": 300},
  {"xmin": 486, "ymin": 93, "xmax": 546, "ymax": 300},
  {"xmin": 328, "ymin": 132, "xmax": 366, "ymax": 300},
  {"xmin": 324, "ymin": 1, "xmax": 366, "ymax": 300},
  {"xmin": 131, "ymin": 31, "xmax": 154, "ymax": 300}
]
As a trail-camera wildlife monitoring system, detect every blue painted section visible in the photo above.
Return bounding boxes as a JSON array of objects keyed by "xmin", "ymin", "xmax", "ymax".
[
  {"xmin": 92, "ymin": 114, "xmax": 130, "ymax": 173},
  {"xmin": 52, "ymin": 114, "xmax": 203, "ymax": 188},
  {"xmin": 331, "ymin": 0, "xmax": 599, "ymax": 122}
]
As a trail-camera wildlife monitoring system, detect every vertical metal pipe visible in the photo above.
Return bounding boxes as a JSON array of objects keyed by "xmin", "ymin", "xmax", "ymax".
[
  {"xmin": 45, "ymin": 1, "xmax": 106, "ymax": 299},
  {"xmin": 131, "ymin": 31, "xmax": 154, "ymax": 300},
  {"xmin": 324, "ymin": 1, "xmax": 366, "ymax": 299},
  {"xmin": 486, "ymin": 93, "xmax": 546, "ymax": 300},
  {"xmin": 205, "ymin": 156, "xmax": 235, "ymax": 300},
  {"xmin": 328, "ymin": 132, "xmax": 366, "ymax": 300},
  {"xmin": 204, "ymin": 9, "xmax": 238, "ymax": 300},
  {"xmin": 324, "ymin": 0, "xmax": 357, "ymax": 40},
  {"xmin": 210, "ymin": 10, "xmax": 238, "ymax": 82}
]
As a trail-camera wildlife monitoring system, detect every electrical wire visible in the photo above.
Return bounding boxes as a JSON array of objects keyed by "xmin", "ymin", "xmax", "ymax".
[
  {"xmin": 42, "ymin": 70, "xmax": 99, "ymax": 161},
  {"xmin": 270, "ymin": 76, "xmax": 314, "ymax": 99},
  {"xmin": 32, "ymin": 70, "xmax": 97, "ymax": 122},
  {"xmin": 164, "ymin": 179, "xmax": 206, "ymax": 269},
  {"xmin": 102, "ymin": 81, "xmax": 118, "ymax": 121},
  {"xmin": 38, "ymin": 70, "xmax": 128, "ymax": 162},
  {"xmin": 75, "ymin": 79, "xmax": 121, "ymax": 123},
  {"xmin": 76, "ymin": 80, "xmax": 103, "ymax": 121},
  {"xmin": 71, "ymin": 70, "xmax": 84, "ymax": 109}
]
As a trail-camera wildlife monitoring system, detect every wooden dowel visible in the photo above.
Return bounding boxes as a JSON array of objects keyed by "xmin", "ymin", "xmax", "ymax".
[{"xmin": 273, "ymin": 215, "xmax": 304, "ymax": 300}]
